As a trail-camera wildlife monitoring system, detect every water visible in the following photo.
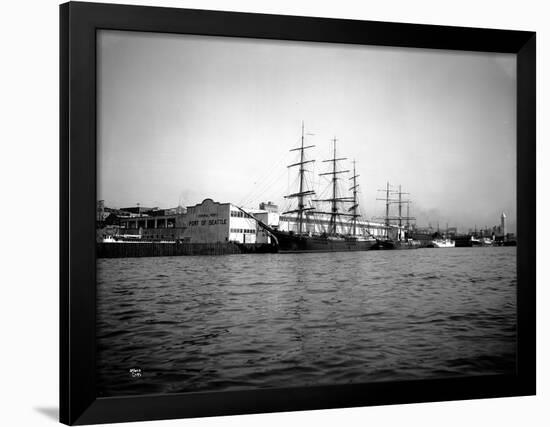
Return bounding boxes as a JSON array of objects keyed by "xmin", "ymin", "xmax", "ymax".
[{"xmin": 96, "ymin": 247, "xmax": 516, "ymax": 397}]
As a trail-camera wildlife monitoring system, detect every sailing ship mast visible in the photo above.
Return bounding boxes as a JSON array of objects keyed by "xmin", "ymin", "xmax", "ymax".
[
  {"xmin": 349, "ymin": 160, "xmax": 360, "ymax": 236},
  {"xmin": 384, "ymin": 182, "xmax": 390, "ymax": 227},
  {"xmin": 376, "ymin": 182, "xmax": 392, "ymax": 236},
  {"xmin": 396, "ymin": 185, "xmax": 410, "ymax": 230},
  {"xmin": 406, "ymin": 200, "xmax": 411, "ymax": 230},
  {"xmin": 376, "ymin": 182, "xmax": 415, "ymax": 240},
  {"xmin": 283, "ymin": 121, "xmax": 316, "ymax": 235},
  {"xmin": 314, "ymin": 137, "xmax": 353, "ymax": 235}
]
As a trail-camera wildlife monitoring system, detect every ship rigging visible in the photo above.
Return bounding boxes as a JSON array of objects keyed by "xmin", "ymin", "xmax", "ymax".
[{"xmin": 269, "ymin": 123, "xmax": 378, "ymax": 252}]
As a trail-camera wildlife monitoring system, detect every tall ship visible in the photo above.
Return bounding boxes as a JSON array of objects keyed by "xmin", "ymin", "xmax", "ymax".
[
  {"xmin": 262, "ymin": 123, "xmax": 378, "ymax": 253},
  {"xmin": 373, "ymin": 182, "xmax": 420, "ymax": 249}
]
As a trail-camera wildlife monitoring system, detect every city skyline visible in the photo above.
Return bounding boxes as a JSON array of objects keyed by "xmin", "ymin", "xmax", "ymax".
[{"xmin": 97, "ymin": 30, "xmax": 517, "ymax": 233}]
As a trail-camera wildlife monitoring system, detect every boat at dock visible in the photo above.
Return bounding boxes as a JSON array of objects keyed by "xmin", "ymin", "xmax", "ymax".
[
  {"xmin": 372, "ymin": 182, "xmax": 420, "ymax": 249},
  {"xmin": 374, "ymin": 238, "xmax": 421, "ymax": 250},
  {"xmin": 429, "ymin": 238, "xmax": 455, "ymax": 248},
  {"xmin": 481, "ymin": 237, "xmax": 494, "ymax": 246},
  {"xmin": 455, "ymin": 235, "xmax": 483, "ymax": 247},
  {"xmin": 270, "ymin": 231, "xmax": 377, "ymax": 252},
  {"xmin": 252, "ymin": 123, "xmax": 378, "ymax": 253}
]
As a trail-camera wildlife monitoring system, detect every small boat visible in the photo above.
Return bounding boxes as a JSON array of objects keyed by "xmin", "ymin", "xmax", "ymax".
[
  {"xmin": 429, "ymin": 238, "xmax": 455, "ymax": 248},
  {"xmin": 102, "ymin": 236, "xmax": 119, "ymax": 243},
  {"xmin": 481, "ymin": 237, "xmax": 494, "ymax": 246},
  {"xmin": 470, "ymin": 237, "xmax": 482, "ymax": 247}
]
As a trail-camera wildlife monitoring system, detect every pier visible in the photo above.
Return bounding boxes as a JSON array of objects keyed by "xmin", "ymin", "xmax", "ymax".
[{"xmin": 97, "ymin": 242, "xmax": 277, "ymax": 258}]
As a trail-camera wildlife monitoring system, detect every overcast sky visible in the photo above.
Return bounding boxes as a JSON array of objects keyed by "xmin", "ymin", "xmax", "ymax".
[{"xmin": 97, "ymin": 30, "xmax": 516, "ymax": 232}]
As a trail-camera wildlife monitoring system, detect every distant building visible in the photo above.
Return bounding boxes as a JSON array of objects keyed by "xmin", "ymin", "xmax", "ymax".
[
  {"xmin": 120, "ymin": 206, "xmax": 157, "ymax": 215},
  {"xmin": 117, "ymin": 210, "xmax": 186, "ymax": 241},
  {"xmin": 164, "ymin": 205, "xmax": 187, "ymax": 215},
  {"xmin": 251, "ymin": 203, "xmax": 280, "ymax": 244},
  {"xmin": 501, "ymin": 212, "xmax": 507, "ymax": 237},
  {"xmin": 446, "ymin": 227, "xmax": 458, "ymax": 237},
  {"xmin": 259, "ymin": 201, "xmax": 278, "ymax": 213}
]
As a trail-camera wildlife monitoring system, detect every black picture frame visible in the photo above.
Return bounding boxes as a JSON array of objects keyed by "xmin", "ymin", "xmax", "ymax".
[{"xmin": 60, "ymin": 1, "xmax": 536, "ymax": 425}]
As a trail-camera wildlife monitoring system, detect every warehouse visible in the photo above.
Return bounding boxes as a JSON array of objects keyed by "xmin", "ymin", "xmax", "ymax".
[
  {"xmin": 118, "ymin": 208, "xmax": 187, "ymax": 241},
  {"xmin": 109, "ymin": 199, "xmax": 275, "ymax": 243},
  {"xmin": 184, "ymin": 198, "xmax": 280, "ymax": 244}
]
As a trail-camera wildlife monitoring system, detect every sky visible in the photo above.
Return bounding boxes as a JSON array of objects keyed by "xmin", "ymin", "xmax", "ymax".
[{"xmin": 97, "ymin": 30, "xmax": 516, "ymax": 233}]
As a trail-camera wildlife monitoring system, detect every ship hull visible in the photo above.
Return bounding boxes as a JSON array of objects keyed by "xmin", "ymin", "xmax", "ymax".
[
  {"xmin": 272, "ymin": 231, "xmax": 377, "ymax": 253},
  {"xmin": 408, "ymin": 233, "xmax": 437, "ymax": 248},
  {"xmin": 454, "ymin": 236, "xmax": 483, "ymax": 247},
  {"xmin": 373, "ymin": 239, "xmax": 421, "ymax": 250}
]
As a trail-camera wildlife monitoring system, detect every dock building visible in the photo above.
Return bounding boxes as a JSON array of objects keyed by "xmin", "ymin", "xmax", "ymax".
[
  {"xmin": 103, "ymin": 198, "xmax": 389, "ymax": 244},
  {"xmin": 114, "ymin": 199, "xmax": 277, "ymax": 244}
]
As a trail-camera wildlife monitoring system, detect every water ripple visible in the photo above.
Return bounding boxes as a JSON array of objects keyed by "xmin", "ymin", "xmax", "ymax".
[{"xmin": 96, "ymin": 247, "xmax": 517, "ymax": 397}]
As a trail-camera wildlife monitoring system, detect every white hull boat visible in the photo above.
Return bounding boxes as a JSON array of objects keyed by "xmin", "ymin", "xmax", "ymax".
[{"xmin": 431, "ymin": 239, "xmax": 455, "ymax": 248}]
